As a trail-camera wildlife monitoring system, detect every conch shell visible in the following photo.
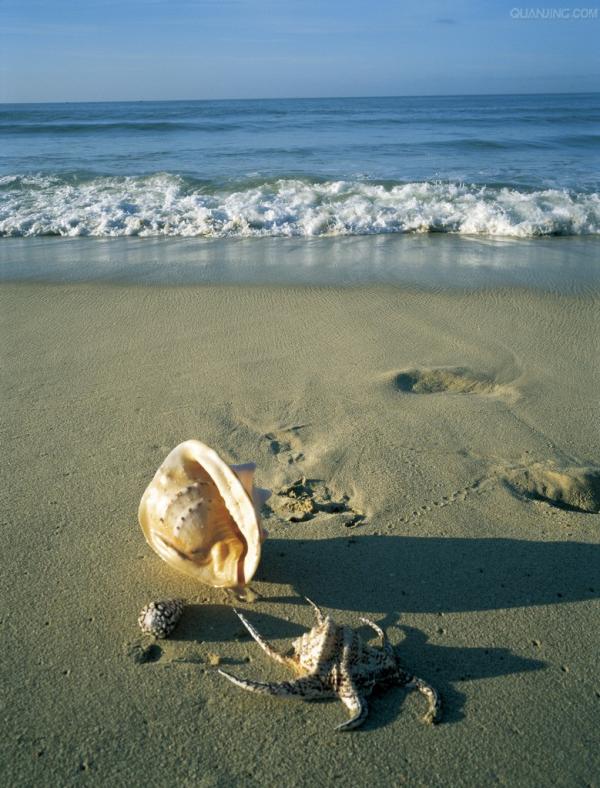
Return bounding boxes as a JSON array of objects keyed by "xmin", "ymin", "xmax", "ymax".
[{"xmin": 139, "ymin": 440, "xmax": 269, "ymax": 588}]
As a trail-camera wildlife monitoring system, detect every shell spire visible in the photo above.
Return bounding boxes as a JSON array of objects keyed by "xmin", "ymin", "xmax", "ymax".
[{"xmin": 138, "ymin": 440, "xmax": 269, "ymax": 588}]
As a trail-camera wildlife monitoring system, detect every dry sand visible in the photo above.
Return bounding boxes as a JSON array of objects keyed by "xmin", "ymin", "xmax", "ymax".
[{"xmin": 1, "ymin": 281, "xmax": 599, "ymax": 786}]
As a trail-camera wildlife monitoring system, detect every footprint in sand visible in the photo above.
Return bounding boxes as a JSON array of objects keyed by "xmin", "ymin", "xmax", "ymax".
[
  {"xmin": 268, "ymin": 477, "xmax": 365, "ymax": 527},
  {"xmin": 401, "ymin": 461, "xmax": 600, "ymax": 520},
  {"xmin": 389, "ymin": 364, "xmax": 597, "ymax": 517},
  {"xmin": 263, "ymin": 426, "xmax": 306, "ymax": 465},
  {"xmin": 503, "ymin": 462, "xmax": 600, "ymax": 514},
  {"xmin": 393, "ymin": 367, "xmax": 516, "ymax": 400},
  {"xmin": 260, "ymin": 425, "xmax": 364, "ymax": 526}
]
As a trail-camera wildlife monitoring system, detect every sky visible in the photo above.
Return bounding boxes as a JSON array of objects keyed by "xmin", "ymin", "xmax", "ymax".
[{"xmin": 1, "ymin": 0, "xmax": 599, "ymax": 102}]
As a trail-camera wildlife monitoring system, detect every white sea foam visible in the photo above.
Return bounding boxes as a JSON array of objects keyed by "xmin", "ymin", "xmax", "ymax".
[{"xmin": 1, "ymin": 174, "xmax": 599, "ymax": 238}]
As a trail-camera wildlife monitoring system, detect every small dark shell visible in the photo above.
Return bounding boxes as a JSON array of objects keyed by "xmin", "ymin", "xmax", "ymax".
[{"xmin": 138, "ymin": 598, "xmax": 185, "ymax": 638}]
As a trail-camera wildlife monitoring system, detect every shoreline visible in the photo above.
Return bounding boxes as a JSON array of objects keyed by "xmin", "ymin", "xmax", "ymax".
[
  {"xmin": 1, "ymin": 279, "xmax": 599, "ymax": 785},
  {"xmin": 1, "ymin": 234, "xmax": 599, "ymax": 292}
]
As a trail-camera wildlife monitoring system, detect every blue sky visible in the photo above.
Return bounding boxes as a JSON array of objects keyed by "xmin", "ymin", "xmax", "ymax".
[{"xmin": 1, "ymin": 0, "xmax": 599, "ymax": 102}]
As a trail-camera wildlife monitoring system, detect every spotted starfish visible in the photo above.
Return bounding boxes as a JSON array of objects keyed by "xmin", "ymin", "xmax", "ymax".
[{"xmin": 219, "ymin": 599, "xmax": 441, "ymax": 731}]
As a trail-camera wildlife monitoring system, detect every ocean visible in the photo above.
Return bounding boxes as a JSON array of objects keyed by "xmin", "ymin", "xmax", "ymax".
[{"xmin": 1, "ymin": 93, "xmax": 599, "ymax": 286}]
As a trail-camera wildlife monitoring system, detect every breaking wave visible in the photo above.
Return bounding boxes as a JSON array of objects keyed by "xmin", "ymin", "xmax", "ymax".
[{"xmin": 1, "ymin": 173, "xmax": 599, "ymax": 238}]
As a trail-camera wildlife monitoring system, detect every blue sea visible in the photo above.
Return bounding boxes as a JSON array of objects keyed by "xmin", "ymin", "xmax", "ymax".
[{"xmin": 1, "ymin": 94, "xmax": 599, "ymax": 285}]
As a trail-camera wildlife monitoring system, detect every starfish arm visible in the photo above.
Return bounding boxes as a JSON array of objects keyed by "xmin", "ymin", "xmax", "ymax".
[
  {"xmin": 359, "ymin": 617, "xmax": 394, "ymax": 657},
  {"xmin": 233, "ymin": 609, "xmax": 294, "ymax": 667},
  {"xmin": 333, "ymin": 628, "xmax": 370, "ymax": 731},
  {"xmin": 304, "ymin": 597, "xmax": 325, "ymax": 624},
  {"xmin": 218, "ymin": 670, "xmax": 329, "ymax": 699},
  {"xmin": 335, "ymin": 686, "xmax": 368, "ymax": 731},
  {"xmin": 404, "ymin": 675, "xmax": 442, "ymax": 724}
]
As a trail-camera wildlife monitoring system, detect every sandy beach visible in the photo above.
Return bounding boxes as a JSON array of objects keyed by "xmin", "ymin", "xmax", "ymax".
[{"xmin": 1, "ymin": 280, "xmax": 599, "ymax": 786}]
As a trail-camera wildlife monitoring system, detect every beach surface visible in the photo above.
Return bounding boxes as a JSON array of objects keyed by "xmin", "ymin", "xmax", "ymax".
[{"xmin": 1, "ymin": 280, "xmax": 599, "ymax": 786}]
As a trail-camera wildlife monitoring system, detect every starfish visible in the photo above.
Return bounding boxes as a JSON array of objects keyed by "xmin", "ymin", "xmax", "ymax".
[{"xmin": 219, "ymin": 599, "xmax": 441, "ymax": 731}]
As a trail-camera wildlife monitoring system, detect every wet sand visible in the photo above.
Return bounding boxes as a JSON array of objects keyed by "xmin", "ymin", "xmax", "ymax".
[{"xmin": 1, "ymin": 281, "xmax": 599, "ymax": 786}]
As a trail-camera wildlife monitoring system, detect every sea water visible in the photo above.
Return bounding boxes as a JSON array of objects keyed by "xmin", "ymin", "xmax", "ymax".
[{"xmin": 0, "ymin": 94, "xmax": 599, "ymax": 284}]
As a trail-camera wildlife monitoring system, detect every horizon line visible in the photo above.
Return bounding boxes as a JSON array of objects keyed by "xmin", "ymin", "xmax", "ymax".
[{"xmin": 2, "ymin": 90, "xmax": 599, "ymax": 106}]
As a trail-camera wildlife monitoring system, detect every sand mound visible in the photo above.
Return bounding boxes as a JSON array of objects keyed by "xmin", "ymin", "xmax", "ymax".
[
  {"xmin": 504, "ymin": 463, "xmax": 600, "ymax": 513},
  {"xmin": 393, "ymin": 367, "xmax": 511, "ymax": 398}
]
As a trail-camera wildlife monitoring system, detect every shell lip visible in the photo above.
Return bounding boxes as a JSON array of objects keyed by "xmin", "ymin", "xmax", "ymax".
[{"xmin": 180, "ymin": 441, "xmax": 261, "ymax": 585}]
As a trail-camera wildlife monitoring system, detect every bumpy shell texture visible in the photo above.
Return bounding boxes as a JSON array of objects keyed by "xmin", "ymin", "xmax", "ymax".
[
  {"xmin": 138, "ymin": 599, "xmax": 185, "ymax": 638},
  {"xmin": 139, "ymin": 440, "xmax": 269, "ymax": 588}
]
